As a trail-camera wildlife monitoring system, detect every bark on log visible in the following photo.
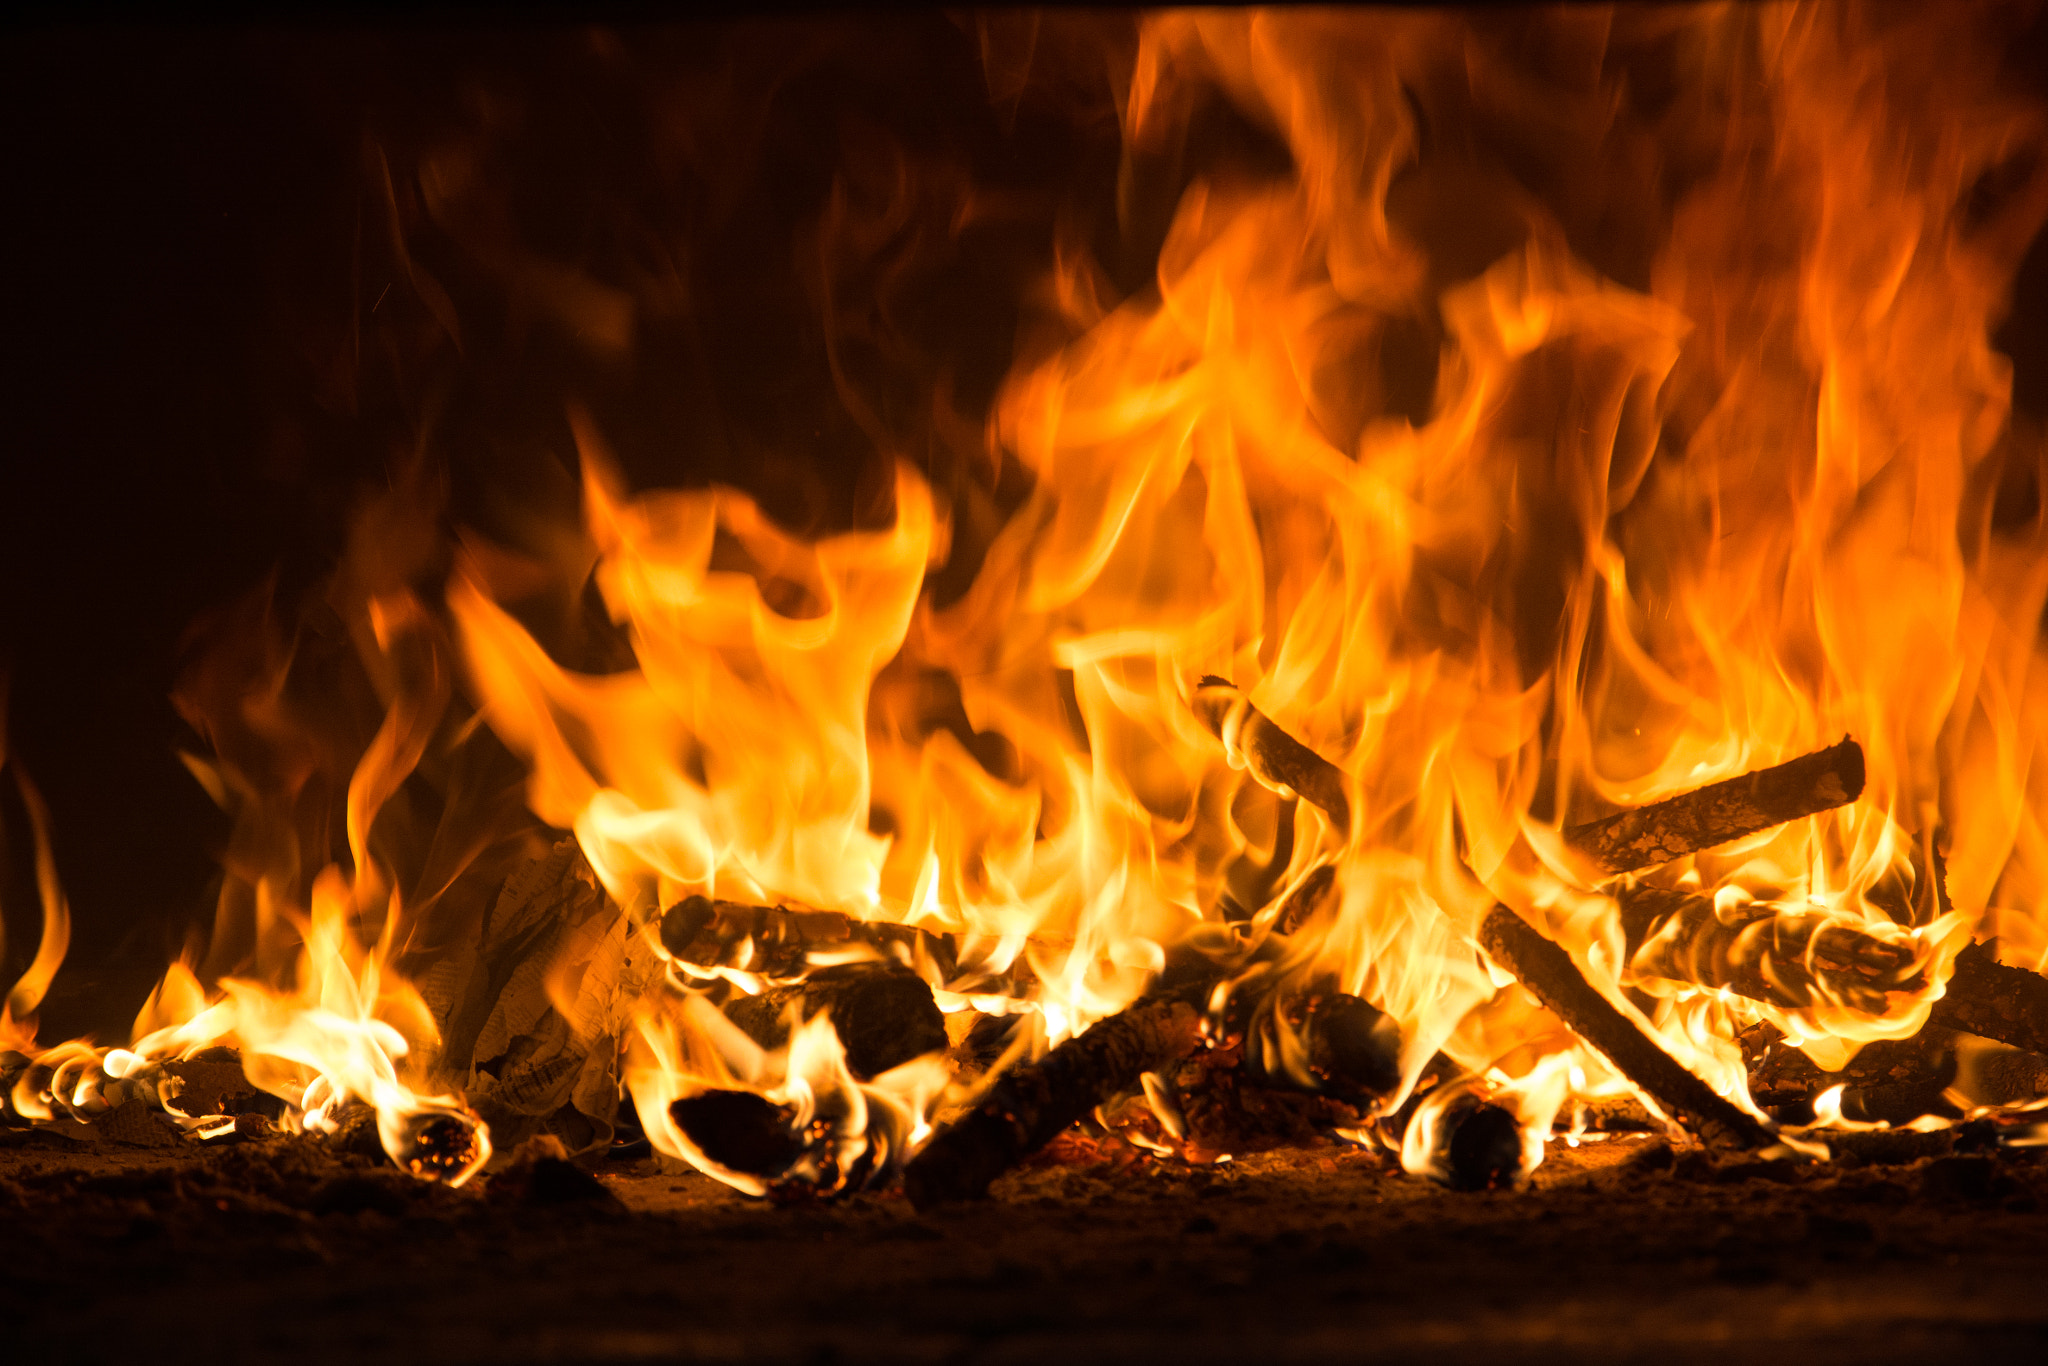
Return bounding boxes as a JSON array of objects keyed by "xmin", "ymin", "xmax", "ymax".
[
  {"xmin": 1479, "ymin": 904, "xmax": 1774, "ymax": 1150},
  {"xmin": 722, "ymin": 964, "xmax": 949, "ymax": 1080},
  {"xmin": 902, "ymin": 992, "xmax": 1205, "ymax": 1209},
  {"xmin": 1617, "ymin": 884, "xmax": 1922, "ymax": 1015},
  {"xmin": 1191, "ymin": 678, "xmax": 1351, "ymax": 832},
  {"xmin": 1564, "ymin": 738, "xmax": 1866, "ymax": 876},
  {"xmin": 1928, "ymin": 941, "xmax": 2048, "ymax": 1057}
]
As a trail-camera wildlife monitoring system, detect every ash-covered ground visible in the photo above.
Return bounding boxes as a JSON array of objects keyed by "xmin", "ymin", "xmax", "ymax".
[{"xmin": 5, "ymin": 1124, "xmax": 2047, "ymax": 1365}]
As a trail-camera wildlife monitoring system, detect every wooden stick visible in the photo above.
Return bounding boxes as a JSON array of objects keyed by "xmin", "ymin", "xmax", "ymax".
[
  {"xmin": 1191, "ymin": 677, "xmax": 1350, "ymax": 831},
  {"xmin": 902, "ymin": 992, "xmax": 1204, "ymax": 1209},
  {"xmin": 1564, "ymin": 738, "xmax": 1866, "ymax": 876},
  {"xmin": 1478, "ymin": 904, "xmax": 1773, "ymax": 1150}
]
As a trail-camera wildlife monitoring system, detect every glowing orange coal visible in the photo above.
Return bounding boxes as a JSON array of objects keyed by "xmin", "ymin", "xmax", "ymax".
[{"xmin": 8, "ymin": 2, "xmax": 2048, "ymax": 1192}]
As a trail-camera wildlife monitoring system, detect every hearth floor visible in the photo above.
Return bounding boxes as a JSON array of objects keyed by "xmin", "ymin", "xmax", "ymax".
[{"xmin": 5, "ymin": 1128, "xmax": 2045, "ymax": 1364}]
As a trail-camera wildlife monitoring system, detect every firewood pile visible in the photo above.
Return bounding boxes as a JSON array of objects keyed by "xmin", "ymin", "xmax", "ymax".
[{"xmin": 14, "ymin": 680, "xmax": 2046, "ymax": 1208}]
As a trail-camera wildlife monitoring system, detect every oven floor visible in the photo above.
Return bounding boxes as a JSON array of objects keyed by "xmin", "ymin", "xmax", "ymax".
[{"xmin": 5, "ymin": 1128, "xmax": 2045, "ymax": 1364}]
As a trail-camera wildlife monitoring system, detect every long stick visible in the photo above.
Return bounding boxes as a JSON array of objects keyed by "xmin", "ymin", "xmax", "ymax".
[
  {"xmin": 1479, "ymin": 904, "xmax": 1773, "ymax": 1150},
  {"xmin": 902, "ymin": 993, "xmax": 1204, "ymax": 1209},
  {"xmin": 1564, "ymin": 738, "xmax": 1866, "ymax": 876}
]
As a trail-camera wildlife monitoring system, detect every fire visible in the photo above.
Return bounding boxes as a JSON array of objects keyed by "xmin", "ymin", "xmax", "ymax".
[{"xmin": 8, "ymin": 3, "xmax": 2048, "ymax": 1191}]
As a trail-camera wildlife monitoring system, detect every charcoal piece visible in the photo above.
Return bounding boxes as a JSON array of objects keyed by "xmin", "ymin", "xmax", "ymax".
[
  {"xmin": 902, "ymin": 992, "xmax": 1204, "ymax": 1210},
  {"xmin": 162, "ymin": 1047, "xmax": 282, "ymax": 1119},
  {"xmin": 670, "ymin": 1091, "xmax": 805, "ymax": 1178},
  {"xmin": 1191, "ymin": 678, "xmax": 1350, "ymax": 832},
  {"xmin": 1563, "ymin": 737, "xmax": 1865, "ymax": 876},
  {"xmin": 722, "ymin": 964, "xmax": 947, "ymax": 1080},
  {"xmin": 1480, "ymin": 905, "xmax": 1773, "ymax": 1151},
  {"xmin": 1439, "ymin": 1097, "xmax": 1524, "ymax": 1192}
]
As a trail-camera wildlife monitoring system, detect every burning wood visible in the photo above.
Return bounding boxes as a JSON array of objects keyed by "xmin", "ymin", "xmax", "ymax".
[
  {"xmin": 1563, "ymin": 739, "xmax": 1867, "ymax": 877},
  {"xmin": 721, "ymin": 964, "xmax": 948, "ymax": 1081},
  {"xmin": 1191, "ymin": 678, "xmax": 1351, "ymax": 832},
  {"xmin": 903, "ymin": 992, "xmax": 1204, "ymax": 1209},
  {"xmin": 1617, "ymin": 884, "xmax": 1925, "ymax": 1015},
  {"xmin": 1478, "ymin": 905, "xmax": 1773, "ymax": 1151}
]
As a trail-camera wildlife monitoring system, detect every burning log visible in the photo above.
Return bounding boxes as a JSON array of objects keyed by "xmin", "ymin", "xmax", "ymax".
[
  {"xmin": 722, "ymin": 964, "xmax": 949, "ymax": 1080},
  {"xmin": 1240, "ymin": 990, "xmax": 1403, "ymax": 1106},
  {"xmin": 1741, "ymin": 1021, "xmax": 1959, "ymax": 1125},
  {"xmin": 902, "ymin": 991, "xmax": 1204, "ymax": 1209},
  {"xmin": 658, "ymin": 894, "xmax": 1036, "ymax": 996},
  {"xmin": 1928, "ymin": 941, "xmax": 2048, "ymax": 1057},
  {"xmin": 1430, "ymin": 1096, "xmax": 1525, "ymax": 1192},
  {"xmin": 1479, "ymin": 904, "xmax": 1774, "ymax": 1151},
  {"xmin": 1563, "ymin": 738, "xmax": 1866, "ymax": 876},
  {"xmin": 1617, "ymin": 884, "xmax": 1923, "ymax": 1015},
  {"xmin": 1191, "ymin": 678, "xmax": 1351, "ymax": 832}
]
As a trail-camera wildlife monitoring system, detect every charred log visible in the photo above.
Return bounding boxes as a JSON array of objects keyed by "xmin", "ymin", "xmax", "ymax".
[
  {"xmin": 1741, "ymin": 1021, "xmax": 1960, "ymax": 1125},
  {"xmin": 1928, "ymin": 941, "xmax": 2048, "ymax": 1057},
  {"xmin": 1618, "ymin": 884, "xmax": 1923, "ymax": 1015},
  {"xmin": 1240, "ymin": 991, "xmax": 1403, "ymax": 1106},
  {"xmin": 1563, "ymin": 737, "xmax": 1866, "ymax": 876},
  {"xmin": 722, "ymin": 964, "xmax": 948, "ymax": 1080},
  {"xmin": 1435, "ymin": 1096, "xmax": 1525, "ymax": 1192},
  {"xmin": 658, "ymin": 894, "xmax": 1035, "ymax": 997},
  {"xmin": 902, "ymin": 992, "xmax": 1204, "ymax": 1209},
  {"xmin": 1191, "ymin": 678, "xmax": 1351, "ymax": 832},
  {"xmin": 1479, "ymin": 904, "xmax": 1774, "ymax": 1150}
]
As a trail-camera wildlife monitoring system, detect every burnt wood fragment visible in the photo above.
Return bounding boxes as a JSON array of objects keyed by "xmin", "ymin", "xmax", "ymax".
[
  {"xmin": 1437, "ymin": 1097, "xmax": 1524, "ymax": 1191},
  {"xmin": 1191, "ymin": 678, "xmax": 1351, "ymax": 832},
  {"xmin": 1563, "ymin": 737, "xmax": 1866, "ymax": 876},
  {"xmin": 902, "ymin": 992, "xmax": 1204, "ymax": 1209},
  {"xmin": 668, "ymin": 1090, "xmax": 806, "ymax": 1178},
  {"xmin": 722, "ymin": 964, "xmax": 948, "ymax": 1080},
  {"xmin": 1479, "ymin": 904, "xmax": 1774, "ymax": 1150}
]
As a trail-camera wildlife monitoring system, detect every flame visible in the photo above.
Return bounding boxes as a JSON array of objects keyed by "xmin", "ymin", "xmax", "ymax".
[
  {"xmin": 10, "ymin": 3, "xmax": 2048, "ymax": 1185},
  {"xmin": 418, "ymin": 3, "xmax": 2048, "ymax": 1174}
]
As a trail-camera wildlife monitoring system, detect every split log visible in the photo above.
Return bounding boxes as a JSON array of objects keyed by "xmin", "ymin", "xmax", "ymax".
[
  {"xmin": 722, "ymin": 964, "xmax": 949, "ymax": 1080},
  {"xmin": 902, "ymin": 991, "xmax": 1205, "ymax": 1209},
  {"xmin": 1617, "ymin": 884, "xmax": 1923, "ymax": 1015},
  {"xmin": 1191, "ymin": 678, "xmax": 1350, "ymax": 831},
  {"xmin": 1479, "ymin": 904, "xmax": 1773, "ymax": 1150},
  {"xmin": 1563, "ymin": 738, "xmax": 1866, "ymax": 876}
]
